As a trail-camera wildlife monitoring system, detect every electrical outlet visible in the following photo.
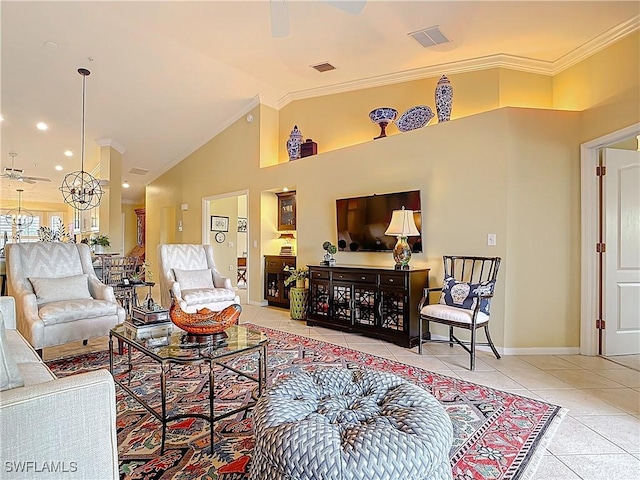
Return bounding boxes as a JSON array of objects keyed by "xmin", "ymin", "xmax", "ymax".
[
  {"xmin": 228, "ymin": 241, "xmax": 234, "ymax": 248},
  {"xmin": 487, "ymin": 233, "xmax": 496, "ymax": 246},
  {"xmin": 229, "ymin": 265, "xmax": 234, "ymax": 271},
  {"xmin": 253, "ymin": 240, "xmax": 258, "ymax": 248}
]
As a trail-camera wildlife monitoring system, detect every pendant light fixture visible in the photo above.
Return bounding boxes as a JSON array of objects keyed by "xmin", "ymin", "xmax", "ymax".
[
  {"xmin": 5, "ymin": 189, "xmax": 34, "ymax": 231},
  {"xmin": 59, "ymin": 68, "xmax": 104, "ymax": 211}
]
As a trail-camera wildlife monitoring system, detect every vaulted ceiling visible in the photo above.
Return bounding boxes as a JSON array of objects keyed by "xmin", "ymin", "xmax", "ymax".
[{"xmin": 1, "ymin": 1, "xmax": 638, "ymax": 204}]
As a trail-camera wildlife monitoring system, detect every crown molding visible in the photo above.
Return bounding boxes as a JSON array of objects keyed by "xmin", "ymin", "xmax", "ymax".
[
  {"xmin": 278, "ymin": 16, "xmax": 639, "ymax": 108},
  {"xmin": 278, "ymin": 54, "xmax": 552, "ymax": 107},
  {"xmin": 95, "ymin": 138, "xmax": 127, "ymax": 154},
  {"xmin": 552, "ymin": 15, "xmax": 640, "ymax": 74}
]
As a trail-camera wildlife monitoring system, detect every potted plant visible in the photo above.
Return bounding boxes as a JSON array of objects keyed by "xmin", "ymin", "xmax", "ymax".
[
  {"xmin": 322, "ymin": 241, "xmax": 337, "ymax": 266},
  {"xmin": 284, "ymin": 265, "xmax": 309, "ymax": 289},
  {"xmin": 91, "ymin": 234, "xmax": 110, "ymax": 254}
]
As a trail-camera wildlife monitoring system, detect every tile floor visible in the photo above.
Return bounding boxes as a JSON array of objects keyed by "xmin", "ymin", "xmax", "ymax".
[{"xmin": 45, "ymin": 304, "xmax": 640, "ymax": 480}]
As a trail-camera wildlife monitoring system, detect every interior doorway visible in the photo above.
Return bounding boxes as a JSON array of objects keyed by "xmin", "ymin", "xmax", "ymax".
[
  {"xmin": 202, "ymin": 190, "xmax": 249, "ymax": 304},
  {"xmin": 580, "ymin": 124, "xmax": 640, "ymax": 367}
]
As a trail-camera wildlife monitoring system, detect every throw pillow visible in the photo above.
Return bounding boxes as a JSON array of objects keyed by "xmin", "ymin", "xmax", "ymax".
[
  {"xmin": 439, "ymin": 276, "xmax": 495, "ymax": 315},
  {"xmin": 29, "ymin": 273, "xmax": 92, "ymax": 305},
  {"xmin": 173, "ymin": 268, "xmax": 214, "ymax": 290},
  {"xmin": 0, "ymin": 311, "xmax": 25, "ymax": 391}
]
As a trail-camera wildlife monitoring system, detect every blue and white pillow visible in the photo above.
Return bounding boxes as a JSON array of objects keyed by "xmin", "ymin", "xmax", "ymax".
[{"xmin": 439, "ymin": 277, "xmax": 495, "ymax": 315}]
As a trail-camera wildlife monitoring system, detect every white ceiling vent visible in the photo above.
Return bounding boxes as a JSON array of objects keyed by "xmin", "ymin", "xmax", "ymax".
[
  {"xmin": 311, "ymin": 62, "xmax": 336, "ymax": 73},
  {"xmin": 409, "ymin": 26, "xmax": 450, "ymax": 48},
  {"xmin": 129, "ymin": 167, "xmax": 149, "ymax": 175}
]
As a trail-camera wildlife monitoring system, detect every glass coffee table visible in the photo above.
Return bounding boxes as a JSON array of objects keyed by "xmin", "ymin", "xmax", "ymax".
[{"xmin": 109, "ymin": 323, "xmax": 268, "ymax": 454}]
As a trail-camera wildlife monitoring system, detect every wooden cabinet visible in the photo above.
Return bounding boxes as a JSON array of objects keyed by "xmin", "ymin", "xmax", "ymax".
[
  {"xmin": 264, "ymin": 255, "xmax": 296, "ymax": 308},
  {"xmin": 276, "ymin": 192, "xmax": 296, "ymax": 231},
  {"xmin": 307, "ymin": 265, "xmax": 429, "ymax": 348}
]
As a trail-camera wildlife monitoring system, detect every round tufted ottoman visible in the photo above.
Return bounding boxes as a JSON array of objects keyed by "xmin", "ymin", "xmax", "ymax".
[{"xmin": 249, "ymin": 367, "xmax": 453, "ymax": 480}]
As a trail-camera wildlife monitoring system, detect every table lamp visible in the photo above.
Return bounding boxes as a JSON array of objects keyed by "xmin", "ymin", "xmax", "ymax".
[{"xmin": 384, "ymin": 207, "xmax": 420, "ymax": 269}]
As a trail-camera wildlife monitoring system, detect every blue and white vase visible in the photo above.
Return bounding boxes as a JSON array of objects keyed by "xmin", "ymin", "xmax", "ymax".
[
  {"xmin": 286, "ymin": 125, "xmax": 303, "ymax": 161},
  {"xmin": 435, "ymin": 75, "xmax": 453, "ymax": 123}
]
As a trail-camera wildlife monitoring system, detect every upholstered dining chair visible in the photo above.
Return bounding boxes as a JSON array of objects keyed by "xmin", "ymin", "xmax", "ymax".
[
  {"xmin": 158, "ymin": 244, "xmax": 240, "ymax": 313},
  {"xmin": 418, "ymin": 256, "xmax": 501, "ymax": 370},
  {"xmin": 5, "ymin": 242, "xmax": 125, "ymax": 356}
]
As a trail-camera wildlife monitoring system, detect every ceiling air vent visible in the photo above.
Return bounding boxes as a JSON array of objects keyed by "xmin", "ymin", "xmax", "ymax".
[
  {"xmin": 129, "ymin": 167, "xmax": 149, "ymax": 175},
  {"xmin": 311, "ymin": 62, "xmax": 336, "ymax": 73},
  {"xmin": 408, "ymin": 26, "xmax": 449, "ymax": 48}
]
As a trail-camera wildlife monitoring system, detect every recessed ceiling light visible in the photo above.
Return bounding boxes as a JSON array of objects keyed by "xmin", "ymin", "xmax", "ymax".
[
  {"xmin": 0, "ymin": 115, "xmax": 4, "ymax": 122},
  {"xmin": 122, "ymin": 181, "xmax": 130, "ymax": 188},
  {"xmin": 55, "ymin": 165, "xmax": 63, "ymax": 171},
  {"xmin": 282, "ymin": 187, "xmax": 289, "ymax": 192},
  {"xmin": 64, "ymin": 150, "xmax": 73, "ymax": 157},
  {"xmin": 36, "ymin": 122, "xmax": 48, "ymax": 131}
]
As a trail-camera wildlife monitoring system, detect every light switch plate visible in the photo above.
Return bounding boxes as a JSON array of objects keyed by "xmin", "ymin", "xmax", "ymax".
[{"xmin": 487, "ymin": 233, "xmax": 496, "ymax": 246}]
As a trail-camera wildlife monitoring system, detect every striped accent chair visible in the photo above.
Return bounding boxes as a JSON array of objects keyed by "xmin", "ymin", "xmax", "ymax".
[
  {"xmin": 158, "ymin": 244, "xmax": 240, "ymax": 313},
  {"xmin": 5, "ymin": 242, "xmax": 125, "ymax": 355}
]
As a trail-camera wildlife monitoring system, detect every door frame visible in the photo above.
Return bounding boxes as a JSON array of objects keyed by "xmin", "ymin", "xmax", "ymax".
[
  {"xmin": 580, "ymin": 123, "xmax": 640, "ymax": 355},
  {"xmin": 202, "ymin": 189, "xmax": 250, "ymax": 297}
]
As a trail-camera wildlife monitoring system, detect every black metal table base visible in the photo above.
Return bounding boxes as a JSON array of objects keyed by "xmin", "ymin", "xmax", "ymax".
[{"xmin": 109, "ymin": 333, "xmax": 268, "ymax": 454}]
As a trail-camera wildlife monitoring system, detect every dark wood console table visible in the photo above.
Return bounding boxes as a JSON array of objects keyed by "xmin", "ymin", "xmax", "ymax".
[
  {"xmin": 264, "ymin": 255, "xmax": 296, "ymax": 308},
  {"xmin": 307, "ymin": 264, "xmax": 429, "ymax": 348}
]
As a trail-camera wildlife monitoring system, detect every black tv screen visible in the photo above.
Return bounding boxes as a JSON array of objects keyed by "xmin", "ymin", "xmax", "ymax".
[{"xmin": 336, "ymin": 190, "xmax": 422, "ymax": 253}]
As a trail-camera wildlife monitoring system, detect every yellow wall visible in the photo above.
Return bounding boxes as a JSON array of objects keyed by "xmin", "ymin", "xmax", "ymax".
[
  {"xmin": 499, "ymin": 69, "xmax": 553, "ymax": 108},
  {"xmin": 278, "ymin": 70, "xmax": 498, "ymax": 162},
  {"xmin": 554, "ymin": 31, "xmax": 640, "ymax": 141},
  {"xmin": 146, "ymin": 32, "xmax": 639, "ymax": 350}
]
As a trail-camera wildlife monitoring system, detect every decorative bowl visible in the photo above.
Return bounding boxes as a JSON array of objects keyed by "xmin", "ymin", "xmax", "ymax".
[
  {"xmin": 369, "ymin": 107, "xmax": 398, "ymax": 124},
  {"xmin": 170, "ymin": 299, "xmax": 241, "ymax": 336},
  {"xmin": 395, "ymin": 105, "xmax": 435, "ymax": 132}
]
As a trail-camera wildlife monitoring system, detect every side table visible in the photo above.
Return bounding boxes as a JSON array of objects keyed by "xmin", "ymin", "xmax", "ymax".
[{"xmin": 289, "ymin": 287, "xmax": 308, "ymax": 320}]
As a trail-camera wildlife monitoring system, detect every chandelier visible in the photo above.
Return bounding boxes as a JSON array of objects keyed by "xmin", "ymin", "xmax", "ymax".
[
  {"xmin": 59, "ymin": 68, "xmax": 104, "ymax": 211},
  {"xmin": 5, "ymin": 189, "xmax": 34, "ymax": 231}
]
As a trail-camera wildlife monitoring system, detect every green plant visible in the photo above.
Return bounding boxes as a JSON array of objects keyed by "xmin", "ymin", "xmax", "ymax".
[
  {"xmin": 90, "ymin": 234, "xmax": 110, "ymax": 247},
  {"xmin": 284, "ymin": 266, "xmax": 309, "ymax": 286},
  {"xmin": 323, "ymin": 241, "xmax": 337, "ymax": 255},
  {"xmin": 141, "ymin": 260, "xmax": 153, "ymax": 281}
]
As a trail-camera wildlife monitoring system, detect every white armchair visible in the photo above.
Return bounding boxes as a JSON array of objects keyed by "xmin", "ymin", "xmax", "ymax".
[
  {"xmin": 158, "ymin": 244, "xmax": 240, "ymax": 313},
  {"xmin": 5, "ymin": 242, "xmax": 125, "ymax": 354}
]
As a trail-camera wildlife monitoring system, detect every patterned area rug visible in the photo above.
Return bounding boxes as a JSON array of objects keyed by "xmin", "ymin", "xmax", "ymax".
[{"xmin": 46, "ymin": 324, "xmax": 566, "ymax": 480}]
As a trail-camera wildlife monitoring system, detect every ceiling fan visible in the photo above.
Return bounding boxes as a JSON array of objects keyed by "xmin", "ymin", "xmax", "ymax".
[
  {"xmin": 1, "ymin": 152, "xmax": 52, "ymax": 184},
  {"xmin": 270, "ymin": 0, "xmax": 367, "ymax": 38}
]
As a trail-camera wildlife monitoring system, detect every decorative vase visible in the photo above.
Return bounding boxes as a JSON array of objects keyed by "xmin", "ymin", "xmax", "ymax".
[
  {"xmin": 286, "ymin": 125, "xmax": 303, "ymax": 161},
  {"xmin": 94, "ymin": 245, "xmax": 104, "ymax": 254},
  {"xmin": 369, "ymin": 107, "xmax": 398, "ymax": 140},
  {"xmin": 289, "ymin": 287, "xmax": 309, "ymax": 321},
  {"xmin": 435, "ymin": 75, "xmax": 453, "ymax": 123}
]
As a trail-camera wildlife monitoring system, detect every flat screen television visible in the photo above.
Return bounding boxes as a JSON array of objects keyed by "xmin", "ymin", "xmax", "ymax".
[{"xmin": 336, "ymin": 190, "xmax": 422, "ymax": 253}]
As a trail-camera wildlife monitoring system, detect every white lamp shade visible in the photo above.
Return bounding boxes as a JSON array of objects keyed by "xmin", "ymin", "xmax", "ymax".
[{"xmin": 384, "ymin": 209, "xmax": 420, "ymax": 237}]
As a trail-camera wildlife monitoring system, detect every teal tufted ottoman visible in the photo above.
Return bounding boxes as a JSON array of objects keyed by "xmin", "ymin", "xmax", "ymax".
[{"xmin": 249, "ymin": 367, "xmax": 453, "ymax": 480}]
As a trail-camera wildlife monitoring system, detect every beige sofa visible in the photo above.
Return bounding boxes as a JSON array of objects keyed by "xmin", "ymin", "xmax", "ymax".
[{"xmin": 0, "ymin": 296, "xmax": 119, "ymax": 479}]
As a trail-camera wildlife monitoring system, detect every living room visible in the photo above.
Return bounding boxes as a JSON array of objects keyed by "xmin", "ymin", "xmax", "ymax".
[{"xmin": 1, "ymin": 2, "xmax": 639, "ymax": 479}]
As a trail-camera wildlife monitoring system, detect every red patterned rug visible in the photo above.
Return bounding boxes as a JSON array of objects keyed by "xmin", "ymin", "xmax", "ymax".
[{"xmin": 46, "ymin": 324, "xmax": 565, "ymax": 480}]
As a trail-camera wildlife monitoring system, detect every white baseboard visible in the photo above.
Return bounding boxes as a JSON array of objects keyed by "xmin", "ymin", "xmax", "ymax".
[
  {"xmin": 427, "ymin": 334, "xmax": 580, "ymax": 356},
  {"xmin": 247, "ymin": 300, "xmax": 268, "ymax": 307},
  {"xmin": 501, "ymin": 347, "xmax": 580, "ymax": 355}
]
